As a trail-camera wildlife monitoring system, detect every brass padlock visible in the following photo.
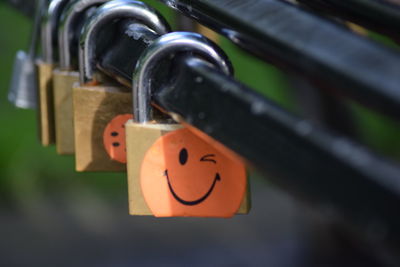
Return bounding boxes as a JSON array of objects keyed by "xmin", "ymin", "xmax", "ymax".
[
  {"xmin": 73, "ymin": 0, "xmax": 170, "ymax": 171},
  {"xmin": 53, "ymin": 0, "xmax": 108, "ymax": 155},
  {"xmin": 36, "ymin": 0, "xmax": 70, "ymax": 146},
  {"xmin": 126, "ymin": 32, "xmax": 250, "ymax": 217}
]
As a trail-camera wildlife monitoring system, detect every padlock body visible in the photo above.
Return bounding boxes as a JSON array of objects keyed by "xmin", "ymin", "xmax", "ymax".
[
  {"xmin": 126, "ymin": 122, "xmax": 182, "ymax": 215},
  {"xmin": 126, "ymin": 122, "xmax": 250, "ymax": 217},
  {"xmin": 8, "ymin": 51, "xmax": 38, "ymax": 109},
  {"xmin": 36, "ymin": 60, "xmax": 55, "ymax": 146},
  {"xmin": 73, "ymin": 84, "xmax": 132, "ymax": 172},
  {"xmin": 53, "ymin": 69, "xmax": 79, "ymax": 155}
]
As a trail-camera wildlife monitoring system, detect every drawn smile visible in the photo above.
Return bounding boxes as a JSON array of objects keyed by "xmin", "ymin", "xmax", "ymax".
[{"xmin": 164, "ymin": 170, "xmax": 221, "ymax": 206}]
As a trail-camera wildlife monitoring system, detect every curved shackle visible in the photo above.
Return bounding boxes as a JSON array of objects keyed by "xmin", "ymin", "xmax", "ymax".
[
  {"xmin": 58, "ymin": 0, "xmax": 109, "ymax": 70},
  {"xmin": 132, "ymin": 32, "xmax": 234, "ymax": 124},
  {"xmin": 41, "ymin": 0, "xmax": 71, "ymax": 63},
  {"xmin": 79, "ymin": 0, "xmax": 171, "ymax": 84}
]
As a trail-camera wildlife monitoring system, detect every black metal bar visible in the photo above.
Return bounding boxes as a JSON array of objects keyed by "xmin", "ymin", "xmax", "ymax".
[
  {"xmin": 296, "ymin": 0, "xmax": 400, "ymax": 41},
  {"xmin": 157, "ymin": 0, "xmax": 400, "ymax": 120}
]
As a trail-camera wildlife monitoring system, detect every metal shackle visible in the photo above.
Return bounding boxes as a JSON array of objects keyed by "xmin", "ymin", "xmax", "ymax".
[
  {"xmin": 58, "ymin": 0, "xmax": 109, "ymax": 70},
  {"xmin": 132, "ymin": 32, "xmax": 234, "ymax": 124},
  {"xmin": 41, "ymin": 0, "xmax": 71, "ymax": 63},
  {"xmin": 78, "ymin": 0, "xmax": 171, "ymax": 84}
]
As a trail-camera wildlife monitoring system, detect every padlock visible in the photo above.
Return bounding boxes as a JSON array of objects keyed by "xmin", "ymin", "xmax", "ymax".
[
  {"xmin": 36, "ymin": 0, "xmax": 71, "ymax": 146},
  {"xmin": 53, "ymin": 0, "xmax": 108, "ymax": 155},
  {"xmin": 73, "ymin": 0, "xmax": 170, "ymax": 171},
  {"xmin": 126, "ymin": 32, "xmax": 250, "ymax": 217},
  {"xmin": 8, "ymin": 0, "xmax": 45, "ymax": 109}
]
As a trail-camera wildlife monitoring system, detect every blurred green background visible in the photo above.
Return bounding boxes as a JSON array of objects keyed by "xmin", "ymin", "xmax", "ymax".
[{"xmin": 1, "ymin": 1, "xmax": 400, "ymax": 266}]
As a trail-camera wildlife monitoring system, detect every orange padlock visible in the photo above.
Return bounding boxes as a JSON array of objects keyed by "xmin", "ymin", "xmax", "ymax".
[
  {"xmin": 125, "ymin": 32, "xmax": 251, "ymax": 217},
  {"xmin": 141, "ymin": 127, "xmax": 248, "ymax": 217}
]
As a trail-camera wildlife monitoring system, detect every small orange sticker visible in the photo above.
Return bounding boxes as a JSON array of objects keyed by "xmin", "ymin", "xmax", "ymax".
[
  {"xmin": 141, "ymin": 128, "xmax": 246, "ymax": 217},
  {"xmin": 103, "ymin": 114, "xmax": 133, "ymax": 163}
]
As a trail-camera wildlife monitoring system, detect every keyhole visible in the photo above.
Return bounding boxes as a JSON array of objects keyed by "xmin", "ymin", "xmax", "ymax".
[{"xmin": 179, "ymin": 148, "xmax": 188, "ymax": 165}]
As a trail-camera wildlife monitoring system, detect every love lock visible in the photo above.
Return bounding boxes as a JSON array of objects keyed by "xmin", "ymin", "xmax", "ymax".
[
  {"xmin": 73, "ymin": 0, "xmax": 170, "ymax": 171},
  {"xmin": 53, "ymin": 0, "xmax": 108, "ymax": 155},
  {"xmin": 126, "ymin": 32, "xmax": 251, "ymax": 217}
]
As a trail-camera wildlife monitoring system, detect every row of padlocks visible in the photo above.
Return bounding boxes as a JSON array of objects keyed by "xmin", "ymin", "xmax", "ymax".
[{"xmin": 8, "ymin": 0, "xmax": 251, "ymax": 218}]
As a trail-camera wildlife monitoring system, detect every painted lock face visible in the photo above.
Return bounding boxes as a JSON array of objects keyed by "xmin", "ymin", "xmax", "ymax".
[
  {"xmin": 103, "ymin": 114, "xmax": 133, "ymax": 163},
  {"xmin": 141, "ymin": 128, "xmax": 247, "ymax": 217}
]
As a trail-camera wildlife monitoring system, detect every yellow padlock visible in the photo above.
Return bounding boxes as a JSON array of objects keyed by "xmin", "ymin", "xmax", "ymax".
[
  {"xmin": 36, "ymin": 61, "xmax": 55, "ymax": 146},
  {"xmin": 73, "ymin": 0, "xmax": 170, "ymax": 171},
  {"xmin": 36, "ymin": 0, "xmax": 70, "ymax": 146},
  {"xmin": 126, "ymin": 32, "xmax": 250, "ymax": 217},
  {"xmin": 53, "ymin": 0, "xmax": 108, "ymax": 155}
]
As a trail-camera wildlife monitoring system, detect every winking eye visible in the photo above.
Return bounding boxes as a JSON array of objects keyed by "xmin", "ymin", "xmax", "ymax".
[{"xmin": 200, "ymin": 154, "xmax": 217, "ymax": 164}]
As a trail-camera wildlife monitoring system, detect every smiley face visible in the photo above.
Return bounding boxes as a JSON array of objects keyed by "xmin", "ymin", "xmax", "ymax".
[
  {"xmin": 103, "ymin": 114, "xmax": 133, "ymax": 163},
  {"xmin": 140, "ymin": 128, "xmax": 246, "ymax": 217},
  {"xmin": 165, "ymin": 149, "xmax": 221, "ymax": 206}
]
